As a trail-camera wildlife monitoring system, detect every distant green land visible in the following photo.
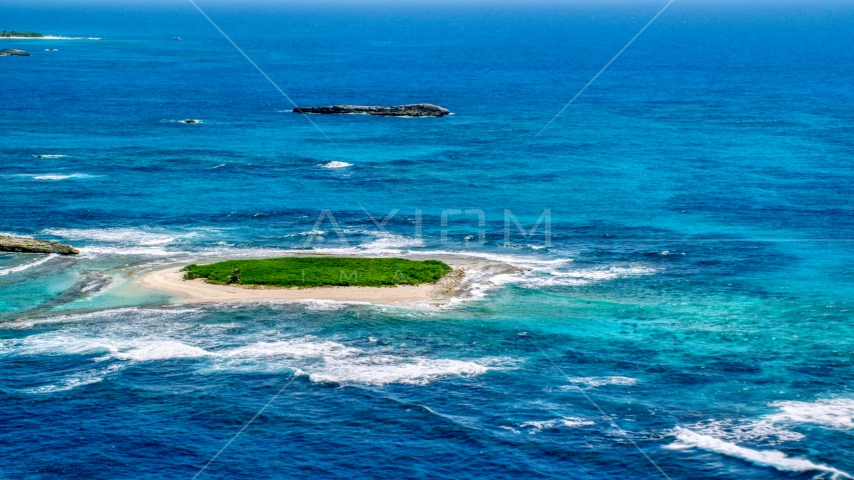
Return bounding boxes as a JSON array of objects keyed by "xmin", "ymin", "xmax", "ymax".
[
  {"xmin": 183, "ymin": 257, "xmax": 452, "ymax": 287},
  {"xmin": 0, "ymin": 31, "xmax": 45, "ymax": 37}
]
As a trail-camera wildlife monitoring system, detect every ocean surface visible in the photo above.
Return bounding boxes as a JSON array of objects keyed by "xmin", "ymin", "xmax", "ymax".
[{"xmin": 2, "ymin": 1, "xmax": 854, "ymax": 478}]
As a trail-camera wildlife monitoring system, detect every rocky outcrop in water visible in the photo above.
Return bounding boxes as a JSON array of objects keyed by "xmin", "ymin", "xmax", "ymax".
[
  {"xmin": 0, "ymin": 236, "xmax": 79, "ymax": 255},
  {"xmin": 0, "ymin": 49, "xmax": 30, "ymax": 56},
  {"xmin": 293, "ymin": 104, "xmax": 451, "ymax": 117}
]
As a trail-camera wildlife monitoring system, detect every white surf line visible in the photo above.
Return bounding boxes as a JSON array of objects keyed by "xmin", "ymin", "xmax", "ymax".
[
  {"xmin": 536, "ymin": 0, "xmax": 675, "ymax": 136},
  {"xmin": 669, "ymin": 427, "xmax": 852, "ymax": 478},
  {"xmin": 190, "ymin": 374, "xmax": 299, "ymax": 480},
  {"xmin": 0, "ymin": 254, "xmax": 57, "ymax": 276},
  {"xmin": 522, "ymin": 334, "xmax": 672, "ymax": 479},
  {"xmin": 186, "ymin": 0, "xmax": 340, "ymax": 151}
]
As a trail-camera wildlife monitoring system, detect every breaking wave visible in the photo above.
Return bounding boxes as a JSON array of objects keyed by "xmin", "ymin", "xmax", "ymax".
[
  {"xmin": 0, "ymin": 254, "xmax": 57, "ymax": 276},
  {"xmin": 519, "ymin": 417, "xmax": 595, "ymax": 434},
  {"xmin": 667, "ymin": 427, "xmax": 851, "ymax": 478},
  {"xmin": 219, "ymin": 336, "xmax": 498, "ymax": 386},
  {"xmin": 564, "ymin": 376, "xmax": 638, "ymax": 388},
  {"xmin": 320, "ymin": 161, "xmax": 352, "ymax": 168},
  {"xmin": 3, "ymin": 320, "xmax": 505, "ymax": 388},
  {"xmin": 766, "ymin": 398, "xmax": 854, "ymax": 430}
]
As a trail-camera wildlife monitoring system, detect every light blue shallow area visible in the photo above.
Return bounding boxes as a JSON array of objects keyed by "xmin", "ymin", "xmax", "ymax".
[{"xmin": 1, "ymin": 2, "xmax": 853, "ymax": 478}]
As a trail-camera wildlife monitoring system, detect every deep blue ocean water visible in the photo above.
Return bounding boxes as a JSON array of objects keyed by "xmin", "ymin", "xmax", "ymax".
[{"xmin": 2, "ymin": 1, "xmax": 854, "ymax": 478}]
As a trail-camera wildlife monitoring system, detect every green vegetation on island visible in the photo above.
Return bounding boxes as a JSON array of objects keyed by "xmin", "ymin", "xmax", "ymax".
[
  {"xmin": 0, "ymin": 31, "xmax": 45, "ymax": 38},
  {"xmin": 182, "ymin": 257, "xmax": 452, "ymax": 288}
]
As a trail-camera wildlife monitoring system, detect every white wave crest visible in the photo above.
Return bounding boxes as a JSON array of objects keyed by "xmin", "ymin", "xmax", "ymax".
[
  {"xmin": 667, "ymin": 427, "xmax": 851, "ymax": 478},
  {"xmin": 678, "ymin": 418, "xmax": 805, "ymax": 444},
  {"xmin": 43, "ymin": 227, "xmax": 178, "ymax": 245},
  {"xmin": 282, "ymin": 230, "xmax": 326, "ymax": 237},
  {"xmin": 306, "ymin": 356, "xmax": 489, "ymax": 386},
  {"xmin": 227, "ymin": 337, "xmax": 362, "ymax": 359},
  {"xmin": 2, "ymin": 307, "xmax": 201, "ymax": 329},
  {"xmin": 564, "ymin": 376, "xmax": 638, "ymax": 388},
  {"xmin": 673, "ymin": 397, "xmax": 854, "ymax": 451},
  {"xmin": 26, "ymin": 364, "xmax": 125, "ymax": 394},
  {"xmin": 10, "ymin": 334, "xmax": 119, "ymax": 358},
  {"xmin": 223, "ymin": 336, "xmax": 494, "ymax": 386},
  {"xmin": 430, "ymin": 249, "xmax": 656, "ymax": 299},
  {"xmin": 520, "ymin": 417, "xmax": 595, "ymax": 434},
  {"xmin": 41, "ymin": 227, "xmax": 195, "ymax": 257},
  {"xmin": 115, "ymin": 340, "xmax": 210, "ymax": 361},
  {"xmin": 357, "ymin": 231, "xmax": 424, "ymax": 251},
  {"xmin": 320, "ymin": 161, "xmax": 352, "ymax": 168},
  {"xmin": 0, "ymin": 254, "xmax": 57, "ymax": 276},
  {"xmin": 7, "ymin": 331, "xmax": 500, "ymax": 387},
  {"xmin": 33, "ymin": 154, "xmax": 67, "ymax": 158},
  {"xmin": 310, "ymin": 230, "xmax": 424, "ymax": 256},
  {"xmin": 766, "ymin": 399, "xmax": 854, "ymax": 430},
  {"xmin": 31, "ymin": 173, "xmax": 93, "ymax": 181}
]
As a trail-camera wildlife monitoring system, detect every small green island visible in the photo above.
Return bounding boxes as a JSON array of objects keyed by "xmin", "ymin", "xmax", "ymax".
[
  {"xmin": 0, "ymin": 31, "xmax": 45, "ymax": 38},
  {"xmin": 182, "ymin": 257, "xmax": 452, "ymax": 288}
]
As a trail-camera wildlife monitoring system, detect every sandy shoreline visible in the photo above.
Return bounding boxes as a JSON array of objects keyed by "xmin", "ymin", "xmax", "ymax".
[
  {"xmin": 2, "ymin": 36, "xmax": 95, "ymax": 40},
  {"xmin": 139, "ymin": 266, "xmax": 465, "ymax": 305}
]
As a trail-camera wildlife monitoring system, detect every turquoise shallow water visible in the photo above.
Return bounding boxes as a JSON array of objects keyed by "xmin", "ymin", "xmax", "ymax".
[{"xmin": 2, "ymin": 1, "xmax": 854, "ymax": 478}]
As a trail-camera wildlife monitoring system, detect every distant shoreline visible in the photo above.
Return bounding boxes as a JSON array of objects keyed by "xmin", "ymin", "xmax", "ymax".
[{"xmin": 2, "ymin": 36, "xmax": 96, "ymax": 40}]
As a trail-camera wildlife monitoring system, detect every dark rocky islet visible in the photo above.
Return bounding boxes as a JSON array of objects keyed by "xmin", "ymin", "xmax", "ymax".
[
  {"xmin": 0, "ymin": 49, "xmax": 31, "ymax": 56},
  {"xmin": 293, "ymin": 104, "xmax": 451, "ymax": 117},
  {"xmin": 0, "ymin": 236, "xmax": 79, "ymax": 255}
]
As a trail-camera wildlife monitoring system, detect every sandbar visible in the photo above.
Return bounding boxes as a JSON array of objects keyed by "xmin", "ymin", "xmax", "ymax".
[{"xmin": 139, "ymin": 266, "xmax": 465, "ymax": 305}]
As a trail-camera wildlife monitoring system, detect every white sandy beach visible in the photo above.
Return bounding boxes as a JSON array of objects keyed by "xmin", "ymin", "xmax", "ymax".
[{"xmin": 139, "ymin": 266, "xmax": 463, "ymax": 304}]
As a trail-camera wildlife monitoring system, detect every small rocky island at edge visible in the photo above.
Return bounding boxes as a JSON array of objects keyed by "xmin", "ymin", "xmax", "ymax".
[
  {"xmin": 293, "ymin": 104, "xmax": 451, "ymax": 117},
  {"xmin": 0, "ymin": 236, "xmax": 79, "ymax": 255}
]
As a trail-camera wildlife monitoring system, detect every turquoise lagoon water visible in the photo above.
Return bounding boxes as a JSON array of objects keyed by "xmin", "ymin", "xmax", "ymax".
[{"xmin": 2, "ymin": 1, "xmax": 854, "ymax": 478}]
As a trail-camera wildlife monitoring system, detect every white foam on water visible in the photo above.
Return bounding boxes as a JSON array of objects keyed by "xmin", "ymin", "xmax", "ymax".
[
  {"xmin": 9, "ymin": 334, "xmax": 119, "ymax": 358},
  {"xmin": 428, "ymin": 250, "xmax": 571, "ymax": 270},
  {"xmin": 356, "ymin": 231, "xmax": 424, "ymax": 252},
  {"xmin": 26, "ymin": 364, "xmax": 125, "ymax": 394},
  {"xmin": 678, "ymin": 418, "xmax": 805, "ymax": 444},
  {"xmin": 294, "ymin": 299, "xmax": 372, "ymax": 311},
  {"xmin": 310, "ymin": 230, "xmax": 425, "ymax": 256},
  {"xmin": 320, "ymin": 161, "xmax": 352, "ymax": 168},
  {"xmin": 210, "ymin": 299, "xmax": 371, "ymax": 312},
  {"xmin": 226, "ymin": 337, "xmax": 362, "ymax": 359},
  {"xmin": 282, "ymin": 230, "xmax": 326, "ymax": 237},
  {"xmin": 766, "ymin": 399, "xmax": 854, "ymax": 430},
  {"xmin": 674, "ymin": 397, "xmax": 854, "ymax": 451},
  {"xmin": 8, "ymin": 334, "xmax": 211, "ymax": 363},
  {"xmin": 220, "ymin": 336, "xmax": 502, "ymax": 386},
  {"xmin": 43, "ymin": 227, "xmax": 179, "ymax": 245},
  {"xmin": 115, "ymin": 340, "xmax": 210, "ymax": 361},
  {"xmin": 667, "ymin": 427, "xmax": 851, "ymax": 478},
  {"xmin": 305, "ymin": 355, "xmax": 489, "ymax": 386},
  {"xmin": 520, "ymin": 417, "xmax": 595, "ymax": 434},
  {"xmin": 564, "ymin": 376, "xmax": 639, "ymax": 388},
  {"xmin": 2, "ymin": 307, "xmax": 201, "ymax": 329},
  {"xmin": 429, "ymin": 249, "xmax": 657, "ymax": 301},
  {"xmin": 6, "ymin": 308, "xmax": 507, "ymax": 388},
  {"xmin": 0, "ymin": 254, "xmax": 57, "ymax": 276},
  {"xmin": 30, "ymin": 173, "xmax": 94, "ymax": 181},
  {"xmin": 41, "ymin": 227, "xmax": 201, "ymax": 257},
  {"xmin": 32, "ymin": 154, "xmax": 67, "ymax": 158}
]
